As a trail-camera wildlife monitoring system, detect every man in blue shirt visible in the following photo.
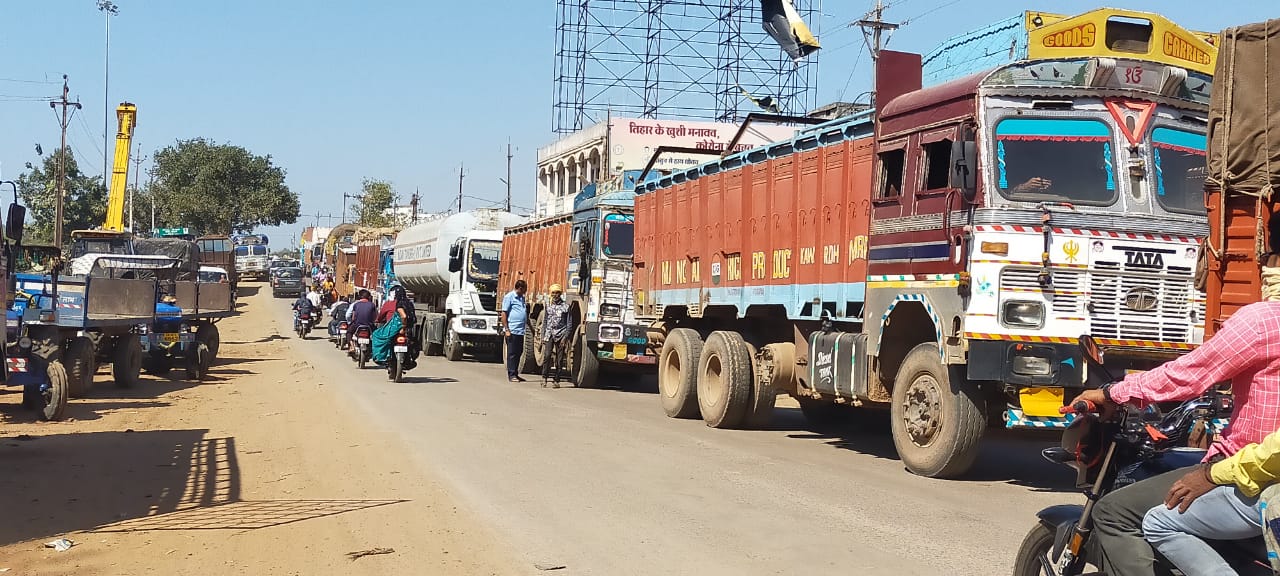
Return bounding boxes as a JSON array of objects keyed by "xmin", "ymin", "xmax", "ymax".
[{"xmin": 500, "ymin": 279, "xmax": 528, "ymax": 382}]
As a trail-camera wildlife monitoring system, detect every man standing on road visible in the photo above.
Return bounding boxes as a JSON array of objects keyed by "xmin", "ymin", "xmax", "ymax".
[
  {"xmin": 1067, "ymin": 301, "xmax": 1280, "ymax": 576},
  {"xmin": 541, "ymin": 284, "xmax": 570, "ymax": 388},
  {"xmin": 500, "ymin": 280, "xmax": 528, "ymax": 383}
]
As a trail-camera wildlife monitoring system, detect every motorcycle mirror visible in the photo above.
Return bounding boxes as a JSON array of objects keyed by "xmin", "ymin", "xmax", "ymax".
[{"xmin": 1079, "ymin": 334, "xmax": 1103, "ymax": 366}]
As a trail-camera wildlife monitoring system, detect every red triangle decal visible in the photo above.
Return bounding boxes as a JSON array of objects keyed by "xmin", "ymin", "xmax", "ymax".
[{"xmin": 1105, "ymin": 99, "xmax": 1157, "ymax": 146}]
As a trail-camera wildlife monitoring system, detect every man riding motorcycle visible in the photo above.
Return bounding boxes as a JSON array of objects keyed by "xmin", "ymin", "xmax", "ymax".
[
  {"xmin": 1067, "ymin": 301, "xmax": 1280, "ymax": 575},
  {"xmin": 345, "ymin": 290, "xmax": 377, "ymax": 351},
  {"xmin": 328, "ymin": 296, "xmax": 351, "ymax": 343},
  {"xmin": 292, "ymin": 292, "xmax": 317, "ymax": 332}
]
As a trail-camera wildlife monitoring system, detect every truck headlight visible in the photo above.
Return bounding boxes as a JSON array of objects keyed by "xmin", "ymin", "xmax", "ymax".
[
  {"xmin": 598, "ymin": 325, "xmax": 623, "ymax": 342},
  {"xmin": 600, "ymin": 303, "xmax": 622, "ymax": 318},
  {"xmin": 462, "ymin": 318, "xmax": 487, "ymax": 330},
  {"xmin": 1001, "ymin": 301, "xmax": 1044, "ymax": 329}
]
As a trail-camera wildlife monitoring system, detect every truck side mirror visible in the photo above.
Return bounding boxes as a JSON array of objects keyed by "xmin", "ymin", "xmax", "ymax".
[
  {"xmin": 6, "ymin": 203, "xmax": 25, "ymax": 245},
  {"xmin": 578, "ymin": 237, "xmax": 590, "ymax": 256},
  {"xmin": 950, "ymin": 140, "xmax": 977, "ymax": 201}
]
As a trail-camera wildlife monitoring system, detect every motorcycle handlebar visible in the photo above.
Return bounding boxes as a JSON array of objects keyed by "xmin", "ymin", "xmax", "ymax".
[{"xmin": 1059, "ymin": 400, "xmax": 1098, "ymax": 415}]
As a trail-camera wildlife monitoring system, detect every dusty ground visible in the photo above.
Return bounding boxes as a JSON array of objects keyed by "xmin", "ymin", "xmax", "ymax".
[{"xmin": 0, "ymin": 284, "xmax": 523, "ymax": 575}]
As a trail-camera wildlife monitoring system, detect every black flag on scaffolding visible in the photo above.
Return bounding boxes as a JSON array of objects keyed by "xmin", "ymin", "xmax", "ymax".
[{"xmin": 761, "ymin": 0, "xmax": 820, "ymax": 63}]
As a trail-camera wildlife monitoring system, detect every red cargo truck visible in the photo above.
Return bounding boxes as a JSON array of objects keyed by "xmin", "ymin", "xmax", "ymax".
[{"xmin": 497, "ymin": 214, "xmax": 574, "ymax": 372}]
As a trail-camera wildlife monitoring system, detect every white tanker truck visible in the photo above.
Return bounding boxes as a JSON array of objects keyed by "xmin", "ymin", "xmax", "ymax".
[{"xmin": 392, "ymin": 210, "xmax": 526, "ymax": 361}]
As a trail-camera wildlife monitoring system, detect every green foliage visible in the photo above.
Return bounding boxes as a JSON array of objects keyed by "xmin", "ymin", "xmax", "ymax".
[
  {"xmin": 16, "ymin": 148, "xmax": 107, "ymax": 244},
  {"xmin": 356, "ymin": 178, "xmax": 397, "ymax": 227},
  {"xmin": 150, "ymin": 138, "xmax": 300, "ymax": 234}
]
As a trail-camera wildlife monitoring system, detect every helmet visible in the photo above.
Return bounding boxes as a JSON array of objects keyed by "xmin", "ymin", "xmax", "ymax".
[{"xmin": 549, "ymin": 283, "xmax": 563, "ymax": 293}]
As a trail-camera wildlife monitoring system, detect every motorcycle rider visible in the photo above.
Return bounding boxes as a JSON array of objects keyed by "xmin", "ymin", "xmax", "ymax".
[
  {"xmin": 345, "ymin": 289, "xmax": 377, "ymax": 351},
  {"xmin": 1067, "ymin": 301, "xmax": 1280, "ymax": 575},
  {"xmin": 328, "ymin": 295, "xmax": 351, "ymax": 342},
  {"xmin": 291, "ymin": 291, "xmax": 316, "ymax": 331}
]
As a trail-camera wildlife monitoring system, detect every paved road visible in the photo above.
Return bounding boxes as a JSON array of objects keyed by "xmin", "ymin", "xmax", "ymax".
[{"xmin": 274, "ymin": 293, "xmax": 1072, "ymax": 575}]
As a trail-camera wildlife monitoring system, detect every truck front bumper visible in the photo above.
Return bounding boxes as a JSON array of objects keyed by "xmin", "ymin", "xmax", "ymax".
[
  {"xmin": 450, "ymin": 315, "xmax": 502, "ymax": 347},
  {"xmin": 586, "ymin": 321, "xmax": 655, "ymax": 365}
]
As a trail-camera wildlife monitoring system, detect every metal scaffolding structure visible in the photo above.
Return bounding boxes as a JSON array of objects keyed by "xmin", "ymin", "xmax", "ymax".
[{"xmin": 553, "ymin": 0, "xmax": 820, "ymax": 133}]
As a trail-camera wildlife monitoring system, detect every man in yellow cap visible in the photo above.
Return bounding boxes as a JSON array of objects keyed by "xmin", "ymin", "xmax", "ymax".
[{"xmin": 542, "ymin": 283, "xmax": 571, "ymax": 388}]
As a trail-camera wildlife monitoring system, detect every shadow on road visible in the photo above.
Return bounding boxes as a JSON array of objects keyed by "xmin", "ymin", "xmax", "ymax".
[
  {"xmin": 236, "ymin": 285, "xmax": 261, "ymax": 298},
  {"xmin": 399, "ymin": 376, "xmax": 460, "ymax": 384},
  {"xmin": 0, "ymin": 429, "xmax": 407, "ymax": 546},
  {"xmin": 223, "ymin": 335, "xmax": 289, "ymax": 345}
]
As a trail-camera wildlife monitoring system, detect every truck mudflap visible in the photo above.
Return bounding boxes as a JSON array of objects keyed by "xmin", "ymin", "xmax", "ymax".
[{"xmin": 1004, "ymin": 407, "xmax": 1229, "ymax": 433}]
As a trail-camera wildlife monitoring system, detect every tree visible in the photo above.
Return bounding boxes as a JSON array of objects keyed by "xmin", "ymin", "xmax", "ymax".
[
  {"xmin": 150, "ymin": 138, "xmax": 300, "ymax": 234},
  {"xmin": 16, "ymin": 148, "xmax": 108, "ymax": 244},
  {"xmin": 355, "ymin": 178, "xmax": 397, "ymax": 227}
]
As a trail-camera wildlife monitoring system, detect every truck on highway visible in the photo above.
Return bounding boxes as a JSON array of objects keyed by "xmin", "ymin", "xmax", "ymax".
[
  {"xmin": 498, "ymin": 172, "xmax": 655, "ymax": 386},
  {"xmin": 232, "ymin": 234, "xmax": 270, "ymax": 280},
  {"xmin": 632, "ymin": 8, "xmax": 1219, "ymax": 478},
  {"xmin": 1200, "ymin": 18, "xmax": 1280, "ymax": 334},
  {"xmin": 353, "ymin": 227, "xmax": 397, "ymax": 301},
  {"xmin": 395, "ymin": 210, "xmax": 524, "ymax": 361}
]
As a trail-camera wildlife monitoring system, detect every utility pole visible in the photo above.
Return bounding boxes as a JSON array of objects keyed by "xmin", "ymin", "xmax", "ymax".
[
  {"xmin": 49, "ymin": 75, "xmax": 82, "ymax": 250},
  {"xmin": 504, "ymin": 141, "xmax": 513, "ymax": 212},
  {"xmin": 148, "ymin": 172, "xmax": 156, "ymax": 232},
  {"xmin": 457, "ymin": 163, "xmax": 465, "ymax": 214},
  {"xmin": 410, "ymin": 188, "xmax": 420, "ymax": 225},
  {"xmin": 856, "ymin": 0, "xmax": 900, "ymax": 66},
  {"xmin": 129, "ymin": 142, "xmax": 144, "ymax": 232}
]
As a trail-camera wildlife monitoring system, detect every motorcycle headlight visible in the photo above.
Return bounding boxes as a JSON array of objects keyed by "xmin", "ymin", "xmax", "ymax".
[{"xmin": 1001, "ymin": 300, "xmax": 1044, "ymax": 329}]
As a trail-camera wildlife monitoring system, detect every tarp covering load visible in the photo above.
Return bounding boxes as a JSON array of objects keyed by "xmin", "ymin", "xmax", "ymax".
[
  {"xmin": 761, "ymin": 0, "xmax": 819, "ymax": 63},
  {"xmin": 1208, "ymin": 19, "xmax": 1280, "ymax": 197},
  {"xmin": 133, "ymin": 238, "xmax": 201, "ymax": 280}
]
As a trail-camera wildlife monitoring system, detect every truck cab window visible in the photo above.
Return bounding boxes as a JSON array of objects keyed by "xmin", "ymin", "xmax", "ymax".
[
  {"xmin": 878, "ymin": 149, "xmax": 905, "ymax": 198},
  {"xmin": 923, "ymin": 139, "xmax": 953, "ymax": 191}
]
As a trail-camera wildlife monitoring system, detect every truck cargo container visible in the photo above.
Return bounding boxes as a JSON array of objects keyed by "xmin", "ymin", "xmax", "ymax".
[
  {"xmin": 634, "ymin": 8, "xmax": 1218, "ymax": 478},
  {"xmin": 395, "ymin": 210, "xmax": 524, "ymax": 361}
]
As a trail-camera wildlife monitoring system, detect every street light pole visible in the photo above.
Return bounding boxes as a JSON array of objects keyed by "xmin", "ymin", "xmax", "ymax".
[{"xmin": 97, "ymin": 1, "xmax": 118, "ymax": 183}]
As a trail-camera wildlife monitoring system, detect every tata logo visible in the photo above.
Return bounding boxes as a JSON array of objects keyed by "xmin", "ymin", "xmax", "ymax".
[
  {"xmin": 1042, "ymin": 23, "xmax": 1097, "ymax": 48},
  {"xmin": 1124, "ymin": 287, "xmax": 1159, "ymax": 312},
  {"xmin": 1124, "ymin": 250, "xmax": 1164, "ymax": 269},
  {"xmin": 1164, "ymin": 31, "xmax": 1211, "ymax": 66}
]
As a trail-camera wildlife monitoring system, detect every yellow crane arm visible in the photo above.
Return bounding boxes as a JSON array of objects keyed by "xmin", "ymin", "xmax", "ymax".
[{"xmin": 104, "ymin": 102, "xmax": 137, "ymax": 232}]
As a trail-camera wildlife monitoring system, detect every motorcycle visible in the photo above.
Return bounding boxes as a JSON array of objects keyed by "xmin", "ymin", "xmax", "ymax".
[
  {"xmin": 350, "ymin": 325, "xmax": 372, "ymax": 369},
  {"xmin": 1013, "ymin": 335, "xmax": 1267, "ymax": 576},
  {"xmin": 294, "ymin": 311, "xmax": 312, "ymax": 339},
  {"xmin": 332, "ymin": 320, "xmax": 348, "ymax": 349},
  {"xmin": 386, "ymin": 332, "xmax": 415, "ymax": 383}
]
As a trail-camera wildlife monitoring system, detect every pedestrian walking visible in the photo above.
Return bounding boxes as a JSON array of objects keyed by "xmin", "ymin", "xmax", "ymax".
[
  {"xmin": 541, "ymin": 284, "xmax": 571, "ymax": 388},
  {"xmin": 500, "ymin": 279, "xmax": 528, "ymax": 382}
]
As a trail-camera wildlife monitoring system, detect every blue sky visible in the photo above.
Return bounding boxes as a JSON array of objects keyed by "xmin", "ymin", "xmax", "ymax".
[{"xmin": 0, "ymin": 1, "xmax": 1272, "ymax": 246}]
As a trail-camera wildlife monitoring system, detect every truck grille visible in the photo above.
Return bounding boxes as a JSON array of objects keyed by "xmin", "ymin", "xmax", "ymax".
[
  {"xmin": 998, "ymin": 265, "xmax": 1196, "ymax": 343},
  {"xmin": 1088, "ymin": 262, "xmax": 1195, "ymax": 343},
  {"xmin": 478, "ymin": 294, "xmax": 497, "ymax": 312}
]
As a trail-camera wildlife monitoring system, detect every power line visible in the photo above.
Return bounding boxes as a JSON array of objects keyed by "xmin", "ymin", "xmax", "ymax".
[
  {"xmin": 0, "ymin": 76, "xmax": 60, "ymax": 85},
  {"xmin": 75, "ymin": 110, "xmax": 105, "ymax": 162},
  {"xmin": 837, "ymin": 42, "xmax": 869, "ymax": 102}
]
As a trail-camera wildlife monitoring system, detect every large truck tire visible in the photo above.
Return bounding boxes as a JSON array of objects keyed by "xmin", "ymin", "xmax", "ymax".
[
  {"xmin": 658, "ymin": 328, "xmax": 702, "ymax": 419},
  {"xmin": 696, "ymin": 331, "xmax": 753, "ymax": 429},
  {"xmin": 889, "ymin": 343, "xmax": 986, "ymax": 479},
  {"xmin": 66, "ymin": 336, "xmax": 97, "ymax": 398},
  {"xmin": 444, "ymin": 328, "xmax": 464, "ymax": 362},
  {"xmin": 40, "ymin": 360, "xmax": 69, "ymax": 421},
  {"xmin": 570, "ymin": 332, "xmax": 601, "ymax": 389},
  {"xmin": 519, "ymin": 331, "xmax": 540, "ymax": 375},
  {"xmin": 744, "ymin": 359, "xmax": 777, "ymax": 429},
  {"xmin": 112, "ymin": 335, "xmax": 143, "ymax": 388},
  {"xmin": 196, "ymin": 323, "xmax": 221, "ymax": 360}
]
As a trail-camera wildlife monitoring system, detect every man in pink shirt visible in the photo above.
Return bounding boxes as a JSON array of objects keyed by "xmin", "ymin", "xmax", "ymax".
[{"xmin": 1067, "ymin": 301, "xmax": 1280, "ymax": 575}]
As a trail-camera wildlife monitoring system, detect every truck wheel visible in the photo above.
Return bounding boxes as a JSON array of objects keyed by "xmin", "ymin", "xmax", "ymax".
[
  {"xmin": 39, "ymin": 361, "xmax": 69, "ymax": 421},
  {"xmin": 744, "ymin": 359, "xmax": 777, "ymax": 429},
  {"xmin": 444, "ymin": 328, "xmax": 463, "ymax": 362},
  {"xmin": 519, "ymin": 331, "xmax": 539, "ymax": 374},
  {"xmin": 66, "ymin": 336, "xmax": 97, "ymax": 398},
  {"xmin": 696, "ymin": 331, "xmax": 753, "ymax": 429},
  {"xmin": 112, "ymin": 336, "xmax": 143, "ymax": 388},
  {"xmin": 890, "ymin": 343, "xmax": 986, "ymax": 478},
  {"xmin": 570, "ymin": 333, "xmax": 601, "ymax": 389},
  {"xmin": 196, "ymin": 323, "xmax": 221, "ymax": 360},
  {"xmin": 658, "ymin": 328, "xmax": 702, "ymax": 419}
]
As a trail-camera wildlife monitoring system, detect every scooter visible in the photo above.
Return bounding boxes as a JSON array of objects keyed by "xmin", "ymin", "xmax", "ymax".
[
  {"xmin": 1012, "ymin": 335, "xmax": 1267, "ymax": 575},
  {"xmin": 350, "ymin": 325, "xmax": 372, "ymax": 369}
]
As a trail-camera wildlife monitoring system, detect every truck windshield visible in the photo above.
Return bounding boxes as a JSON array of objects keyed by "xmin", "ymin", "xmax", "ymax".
[
  {"xmin": 994, "ymin": 118, "xmax": 1117, "ymax": 206},
  {"xmin": 235, "ymin": 245, "xmax": 268, "ymax": 257},
  {"xmin": 468, "ymin": 240, "xmax": 501, "ymax": 282},
  {"xmin": 602, "ymin": 213, "xmax": 634, "ymax": 258},
  {"xmin": 1151, "ymin": 127, "xmax": 1208, "ymax": 215}
]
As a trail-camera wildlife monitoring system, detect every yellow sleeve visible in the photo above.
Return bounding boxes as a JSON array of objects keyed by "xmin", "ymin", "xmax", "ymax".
[{"xmin": 1211, "ymin": 431, "xmax": 1280, "ymax": 497}]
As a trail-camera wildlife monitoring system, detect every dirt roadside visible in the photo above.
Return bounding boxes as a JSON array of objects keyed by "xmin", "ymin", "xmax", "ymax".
[{"xmin": 0, "ymin": 284, "xmax": 523, "ymax": 575}]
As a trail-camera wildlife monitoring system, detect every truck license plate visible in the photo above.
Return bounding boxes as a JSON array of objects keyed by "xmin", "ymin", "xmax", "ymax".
[
  {"xmin": 393, "ymin": 346, "xmax": 408, "ymax": 353},
  {"xmin": 1020, "ymin": 387, "xmax": 1065, "ymax": 418},
  {"xmin": 161, "ymin": 333, "xmax": 181, "ymax": 343},
  {"xmin": 612, "ymin": 343, "xmax": 627, "ymax": 360}
]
